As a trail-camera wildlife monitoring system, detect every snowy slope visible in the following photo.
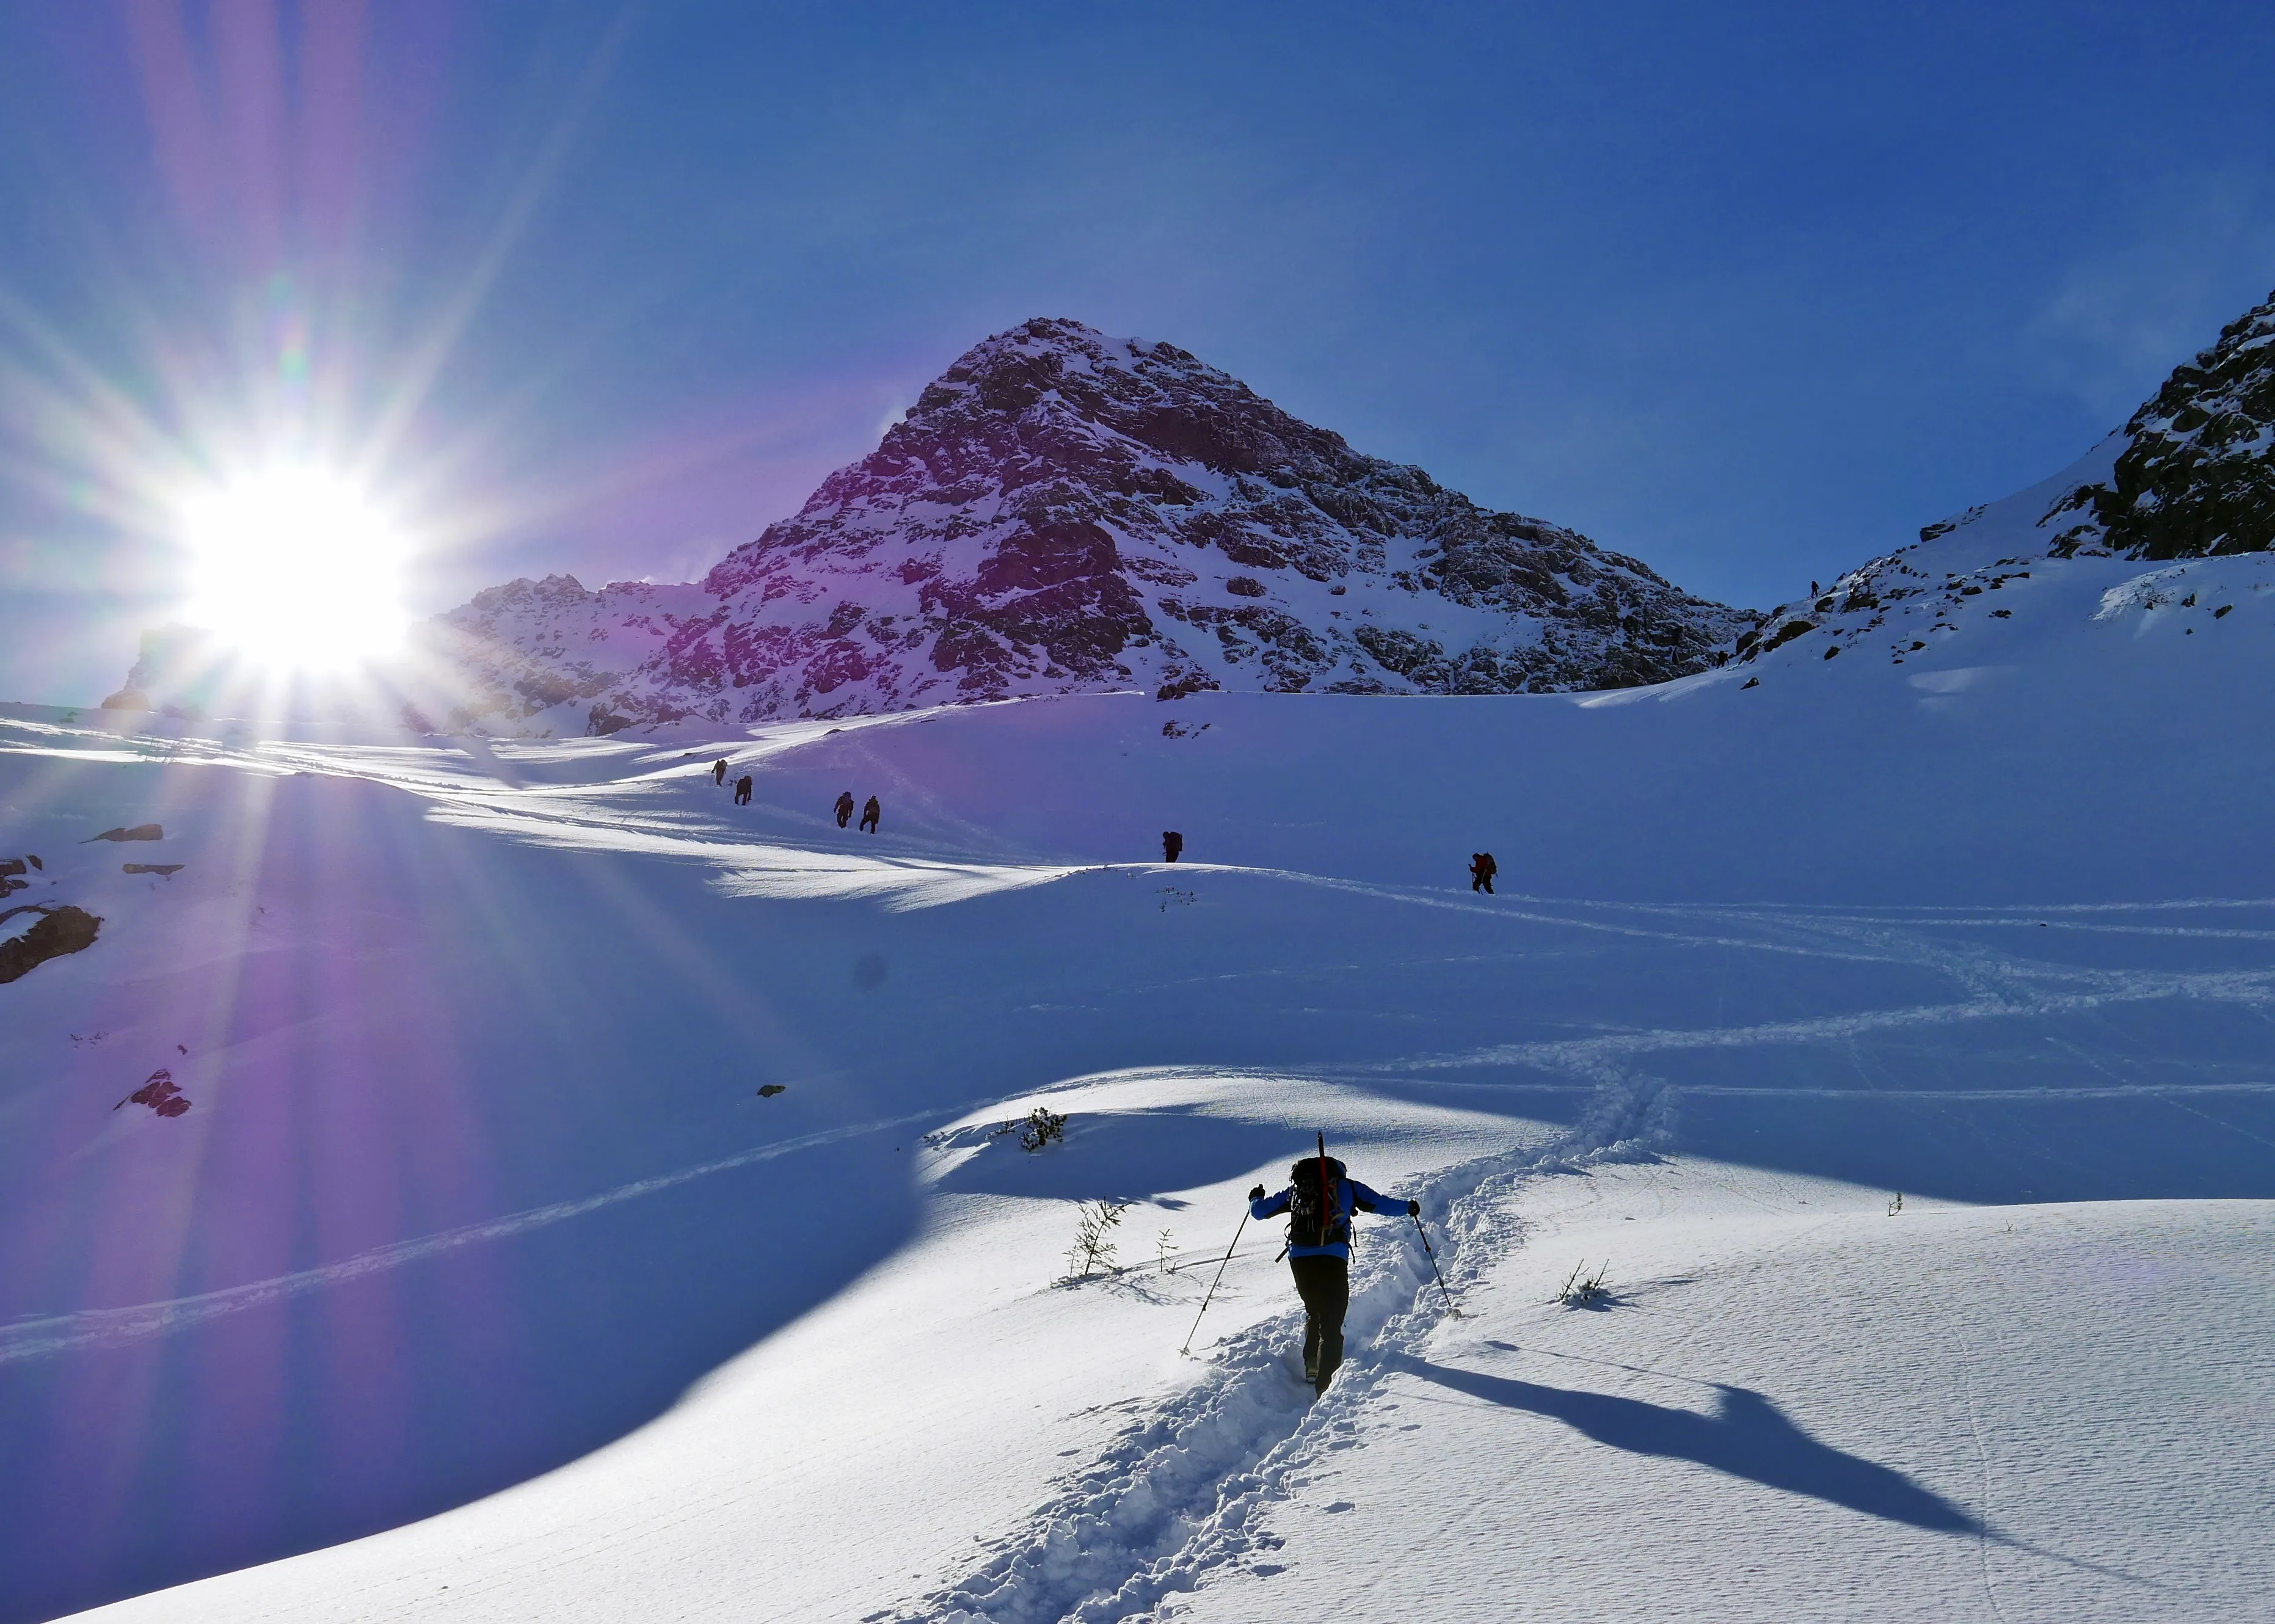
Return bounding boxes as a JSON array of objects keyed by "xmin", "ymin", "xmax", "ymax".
[
  {"xmin": 8, "ymin": 521, "xmax": 2275, "ymax": 1620},
  {"xmin": 17, "ymin": 283, "xmax": 2275, "ymax": 1622},
  {"xmin": 393, "ymin": 318, "xmax": 1751, "ymax": 735}
]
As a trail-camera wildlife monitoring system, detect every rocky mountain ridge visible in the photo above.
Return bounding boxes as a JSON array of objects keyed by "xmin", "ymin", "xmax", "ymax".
[
  {"xmin": 1731, "ymin": 282, "xmax": 2275, "ymax": 672},
  {"xmin": 423, "ymin": 318, "xmax": 1754, "ymax": 734}
]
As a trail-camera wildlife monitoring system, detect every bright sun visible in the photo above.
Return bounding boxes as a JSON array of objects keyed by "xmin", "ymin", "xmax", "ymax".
[{"xmin": 179, "ymin": 468, "xmax": 411, "ymax": 671}]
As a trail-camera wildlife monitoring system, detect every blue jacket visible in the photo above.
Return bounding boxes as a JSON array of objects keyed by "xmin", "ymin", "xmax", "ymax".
[{"xmin": 1251, "ymin": 1175, "xmax": 1405, "ymax": 1261}]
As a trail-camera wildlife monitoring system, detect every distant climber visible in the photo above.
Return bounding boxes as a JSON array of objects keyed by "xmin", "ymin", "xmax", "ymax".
[
  {"xmin": 835, "ymin": 790, "xmax": 856, "ymax": 828},
  {"xmin": 1249, "ymin": 1143, "xmax": 1416, "ymax": 1397},
  {"xmin": 734, "ymin": 774, "xmax": 754, "ymax": 806},
  {"xmin": 1469, "ymin": 852, "xmax": 1497, "ymax": 894},
  {"xmin": 712, "ymin": 758, "xmax": 728, "ymax": 787},
  {"xmin": 859, "ymin": 795, "xmax": 881, "ymax": 832},
  {"xmin": 1163, "ymin": 831, "xmax": 1184, "ymax": 863}
]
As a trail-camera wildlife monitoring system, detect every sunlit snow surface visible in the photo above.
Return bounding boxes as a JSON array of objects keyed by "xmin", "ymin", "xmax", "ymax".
[{"xmin": 4, "ymin": 541, "xmax": 2274, "ymax": 1622}]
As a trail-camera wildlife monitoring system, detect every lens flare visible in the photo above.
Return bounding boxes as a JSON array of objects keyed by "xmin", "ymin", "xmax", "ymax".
[{"xmin": 179, "ymin": 469, "xmax": 410, "ymax": 671}]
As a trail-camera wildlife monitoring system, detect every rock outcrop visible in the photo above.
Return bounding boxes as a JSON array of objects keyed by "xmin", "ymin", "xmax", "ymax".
[
  {"xmin": 0, "ymin": 905, "xmax": 101, "ymax": 984},
  {"xmin": 2047, "ymin": 285, "xmax": 2275, "ymax": 560},
  {"xmin": 1731, "ymin": 282, "xmax": 2275, "ymax": 669}
]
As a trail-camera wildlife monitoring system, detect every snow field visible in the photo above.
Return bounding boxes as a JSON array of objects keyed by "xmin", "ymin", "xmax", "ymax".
[
  {"xmin": 68, "ymin": 1069, "xmax": 1541, "ymax": 1623},
  {"xmin": 6, "ymin": 520, "xmax": 2274, "ymax": 1623},
  {"xmin": 1168, "ymin": 1160, "xmax": 2275, "ymax": 1623}
]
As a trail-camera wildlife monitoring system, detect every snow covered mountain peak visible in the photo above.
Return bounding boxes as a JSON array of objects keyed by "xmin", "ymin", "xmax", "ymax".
[{"xmin": 425, "ymin": 317, "xmax": 1752, "ymax": 735}]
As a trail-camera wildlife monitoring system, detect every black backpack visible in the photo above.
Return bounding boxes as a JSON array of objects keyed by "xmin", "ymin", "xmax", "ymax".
[{"xmin": 1286, "ymin": 1156, "xmax": 1349, "ymax": 1248}]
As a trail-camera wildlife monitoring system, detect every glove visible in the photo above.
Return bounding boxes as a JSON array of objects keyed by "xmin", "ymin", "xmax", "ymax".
[
  {"xmin": 1407, "ymin": 1200, "xmax": 1421, "ymax": 1217},
  {"xmin": 1248, "ymin": 1185, "xmax": 1265, "ymax": 1202}
]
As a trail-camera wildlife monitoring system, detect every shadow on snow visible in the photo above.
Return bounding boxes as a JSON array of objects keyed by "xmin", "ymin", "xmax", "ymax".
[{"xmin": 1397, "ymin": 1356, "xmax": 1981, "ymax": 1535}]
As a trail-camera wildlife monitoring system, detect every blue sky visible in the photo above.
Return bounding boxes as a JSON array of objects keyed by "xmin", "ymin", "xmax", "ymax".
[{"xmin": 2, "ymin": 1, "xmax": 2273, "ymax": 703}]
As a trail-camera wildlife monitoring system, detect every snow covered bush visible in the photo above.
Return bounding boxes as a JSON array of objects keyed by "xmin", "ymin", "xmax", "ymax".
[
  {"xmin": 1557, "ymin": 1261, "xmax": 1612, "ymax": 1308},
  {"xmin": 1017, "ymin": 1107, "xmax": 1068, "ymax": 1152}
]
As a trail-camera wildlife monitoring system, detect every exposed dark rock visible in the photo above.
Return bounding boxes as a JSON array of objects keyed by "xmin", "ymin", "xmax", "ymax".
[
  {"xmin": 122, "ymin": 864, "xmax": 184, "ymax": 877},
  {"xmin": 2049, "ymin": 285, "xmax": 2275, "ymax": 559},
  {"xmin": 1740, "ymin": 619, "xmax": 1818, "ymax": 662},
  {"xmin": 84, "ymin": 825, "xmax": 163, "ymax": 843},
  {"xmin": 117, "ymin": 1067, "xmax": 190, "ymax": 1118},
  {"xmin": 0, "ymin": 905, "xmax": 102, "ymax": 983}
]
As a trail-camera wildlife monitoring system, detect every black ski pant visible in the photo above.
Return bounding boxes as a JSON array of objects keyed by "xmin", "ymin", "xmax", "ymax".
[
  {"xmin": 1289, "ymin": 1254, "xmax": 1350, "ymax": 1396},
  {"xmin": 1471, "ymin": 874, "xmax": 1493, "ymax": 893}
]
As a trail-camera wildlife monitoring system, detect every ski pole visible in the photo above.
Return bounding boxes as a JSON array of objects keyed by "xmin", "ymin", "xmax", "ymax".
[
  {"xmin": 1411, "ymin": 1211, "xmax": 1459, "ymax": 1316},
  {"xmin": 1180, "ymin": 1209, "xmax": 1250, "ymax": 1356}
]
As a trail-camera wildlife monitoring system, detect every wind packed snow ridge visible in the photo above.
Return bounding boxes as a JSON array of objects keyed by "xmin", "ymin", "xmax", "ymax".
[{"xmin": 887, "ymin": 1076, "xmax": 1669, "ymax": 1624}]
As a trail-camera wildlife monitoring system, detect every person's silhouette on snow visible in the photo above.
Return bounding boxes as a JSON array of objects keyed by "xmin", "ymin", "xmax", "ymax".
[
  {"xmin": 1248, "ymin": 1152, "xmax": 1417, "ymax": 1397},
  {"xmin": 733, "ymin": 774, "xmax": 753, "ymax": 806},
  {"xmin": 859, "ymin": 795, "xmax": 881, "ymax": 833},
  {"xmin": 1469, "ymin": 852, "xmax": 1497, "ymax": 894},
  {"xmin": 1163, "ymin": 831, "xmax": 1184, "ymax": 863},
  {"xmin": 712, "ymin": 758, "xmax": 729, "ymax": 787},
  {"xmin": 834, "ymin": 790, "xmax": 856, "ymax": 829}
]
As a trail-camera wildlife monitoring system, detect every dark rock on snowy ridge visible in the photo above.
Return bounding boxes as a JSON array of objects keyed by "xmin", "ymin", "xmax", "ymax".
[
  {"xmin": 1734, "ymin": 282, "xmax": 2275, "ymax": 674},
  {"xmin": 2047, "ymin": 285, "xmax": 2275, "ymax": 561},
  {"xmin": 426, "ymin": 318, "xmax": 1753, "ymax": 733}
]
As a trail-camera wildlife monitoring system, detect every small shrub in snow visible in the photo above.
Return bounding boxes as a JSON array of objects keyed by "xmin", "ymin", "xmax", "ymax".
[
  {"xmin": 1887, "ymin": 1191, "xmax": 1904, "ymax": 1217},
  {"xmin": 1017, "ymin": 1107, "xmax": 1067, "ymax": 1151},
  {"xmin": 1556, "ymin": 1260, "xmax": 1612, "ymax": 1308},
  {"xmin": 1066, "ymin": 1199, "xmax": 1131, "ymax": 1279},
  {"xmin": 1156, "ymin": 1228, "xmax": 1176, "ymax": 1275},
  {"xmin": 977, "ymin": 1105, "xmax": 1069, "ymax": 1151}
]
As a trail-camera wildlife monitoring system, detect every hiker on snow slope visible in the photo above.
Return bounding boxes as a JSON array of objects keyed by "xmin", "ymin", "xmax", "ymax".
[{"xmin": 1248, "ymin": 1152, "xmax": 1418, "ymax": 1397}]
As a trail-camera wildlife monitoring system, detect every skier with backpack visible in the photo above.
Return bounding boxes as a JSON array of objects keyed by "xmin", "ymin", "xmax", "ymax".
[
  {"xmin": 1247, "ymin": 1137, "xmax": 1418, "ymax": 1397},
  {"xmin": 834, "ymin": 790, "xmax": 856, "ymax": 828}
]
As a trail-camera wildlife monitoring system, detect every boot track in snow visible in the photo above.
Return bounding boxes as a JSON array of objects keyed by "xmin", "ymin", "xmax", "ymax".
[{"xmin": 883, "ymin": 1076, "xmax": 1670, "ymax": 1624}]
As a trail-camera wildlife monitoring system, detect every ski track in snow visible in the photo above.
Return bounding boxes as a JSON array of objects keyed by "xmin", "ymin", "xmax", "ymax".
[
  {"xmin": 884, "ymin": 1079, "xmax": 1669, "ymax": 1624},
  {"xmin": 1399, "ymin": 972, "xmax": 2275, "ymax": 1079},
  {"xmin": 0, "ymin": 1104, "xmax": 985, "ymax": 1366}
]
